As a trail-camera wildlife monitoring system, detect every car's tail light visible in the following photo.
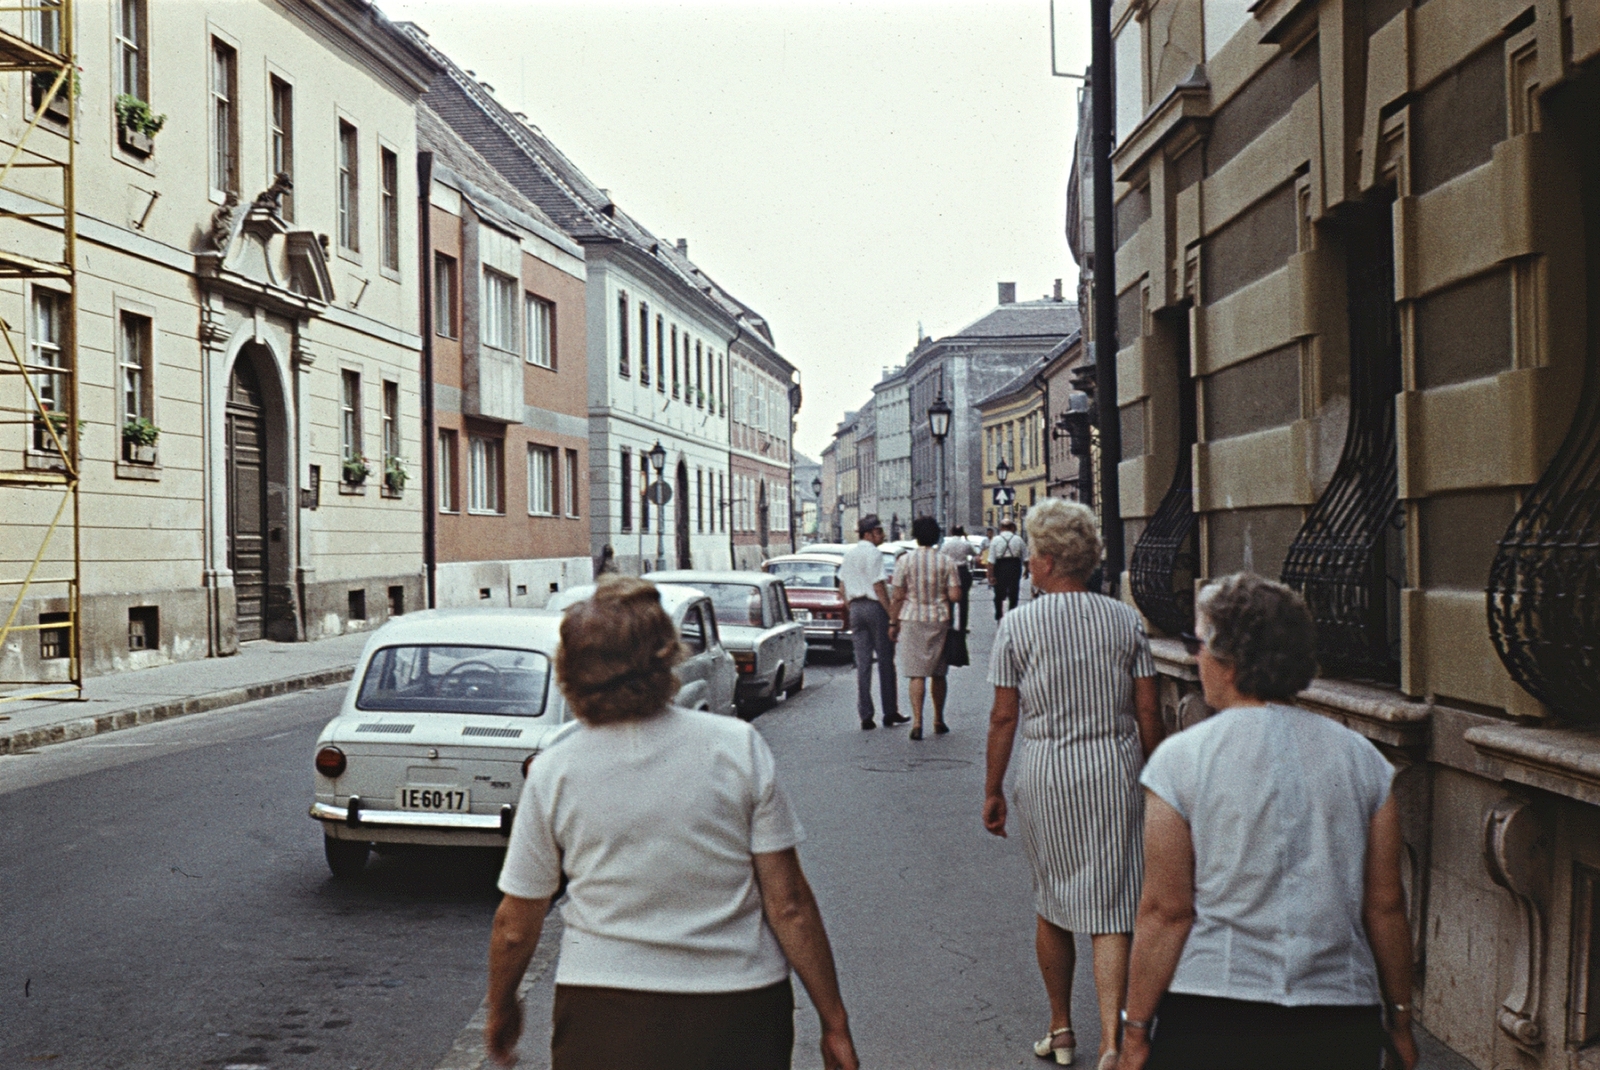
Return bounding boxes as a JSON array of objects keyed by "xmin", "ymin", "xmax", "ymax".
[
  {"xmin": 315, "ymin": 746, "xmax": 347, "ymax": 778},
  {"xmin": 733, "ymin": 652, "xmax": 755, "ymax": 674},
  {"xmin": 522, "ymin": 752, "xmax": 538, "ymax": 777}
]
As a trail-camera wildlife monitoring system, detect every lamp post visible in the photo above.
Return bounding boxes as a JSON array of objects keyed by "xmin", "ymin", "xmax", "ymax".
[
  {"xmin": 995, "ymin": 456, "xmax": 1011, "ymax": 522},
  {"xmin": 836, "ymin": 498, "xmax": 845, "ymax": 542},
  {"xmin": 648, "ymin": 440, "xmax": 667, "ymax": 570},
  {"xmin": 927, "ymin": 395, "xmax": 953, "ymax": 531}
]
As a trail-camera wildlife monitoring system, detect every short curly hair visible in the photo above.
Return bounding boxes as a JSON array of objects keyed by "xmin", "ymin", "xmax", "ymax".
[
  {"xmin": 1025, "ymin": 498, "xmax": 1102, "ymax": 579},
  {"xmin": 556, "ymin": 577, "xmax": 681, "ymax": 724},
  {"xmin": 1196, "ymin": 573, "xmax": 1318, "ymax": 700}
]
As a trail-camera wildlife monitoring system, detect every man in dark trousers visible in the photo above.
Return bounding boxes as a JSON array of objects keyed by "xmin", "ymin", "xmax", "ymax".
[
  {"xmin": 838, "ymin": 515, "xmax": 908, "ymax": 730},
  {"xmin": 989, "ymin": 519, "xmax": 1027, "ymax": 619}
]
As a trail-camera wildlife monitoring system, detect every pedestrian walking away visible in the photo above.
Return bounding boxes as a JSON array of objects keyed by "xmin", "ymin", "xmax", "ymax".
[
  {"xmin": 1120, "ymin": 573, "xmax": 1417, "ymax": 1070},
  {"xmin": 484, "ymin": 577, "xmax": 859, "ymax": 1070},
  {"xmin": 941, "ymin": 526, "xmax": 978, "ymax": 633},
  {"xmin": 990, "ymin": 520, "xmax": 1027, "ymax": 619},
  {"xmin": 982, "ymin": 499, "xmax": 1164, "ymax": 1070},
  {"xmin": 838, "ymin": 514, "xmax": 907, "ymax": 729},
  {"xmin": 891, "ymin": 516, "xmax": 963, "ymax": 740}
]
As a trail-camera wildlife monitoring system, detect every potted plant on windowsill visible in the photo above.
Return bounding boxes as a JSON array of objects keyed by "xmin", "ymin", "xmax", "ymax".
[
  {"xmin": 114, "ymin": 94, "xmax": 166, "ymax": 157},
  {"xmin": 342, "ymin": 455, "xmax": 371, "ymax": 487},
  {"xmin": 122, "ymin": 416, "xmax": 159, "ymax": 463},
  {"xmin": 384, "ymin": 455, "xmax": 407, "ymax": 495}
]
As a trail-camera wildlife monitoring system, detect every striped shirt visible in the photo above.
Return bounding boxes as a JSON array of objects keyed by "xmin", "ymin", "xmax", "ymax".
[{"xmin": 891, "ymin": 547, "xmax": 958, "ymax": 623}]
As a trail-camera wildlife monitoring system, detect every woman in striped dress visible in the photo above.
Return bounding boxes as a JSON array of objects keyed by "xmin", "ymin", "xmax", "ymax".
[
  {"xmin": 889, "ymin": 516, "xmax": 963, "ymax": 740},
  {"xmin": 982, "ymin": 499, "xmax": 1164, "ymax": 1069}
]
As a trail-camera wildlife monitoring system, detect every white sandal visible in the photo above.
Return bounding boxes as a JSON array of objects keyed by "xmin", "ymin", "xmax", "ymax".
[{"xmin": 1033, "ymin": 1026, "xmax": 1076, "ymax": 1065}]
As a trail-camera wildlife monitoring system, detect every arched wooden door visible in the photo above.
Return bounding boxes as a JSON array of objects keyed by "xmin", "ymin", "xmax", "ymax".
[
  {"xmin": 226, "ymin": 360, "xmax": 269, "ymax": 641},
  {"xmin": 675, "ymin": 459, "xmax": 691, "ymax": 569}
]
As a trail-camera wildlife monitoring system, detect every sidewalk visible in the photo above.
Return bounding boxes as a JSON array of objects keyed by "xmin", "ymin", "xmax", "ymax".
[{"xmin": 0, "ymin": 632, "xmax": 372, "ymax": 755}]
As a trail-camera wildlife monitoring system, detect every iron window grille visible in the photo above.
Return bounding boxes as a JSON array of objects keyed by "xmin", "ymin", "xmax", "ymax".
[{"xmin": 1130, "ymin": 349, "xmax": 1197, "ymax": 638}]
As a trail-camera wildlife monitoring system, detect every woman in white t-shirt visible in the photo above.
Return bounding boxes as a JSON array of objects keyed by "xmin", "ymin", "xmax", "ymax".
[{"xmin": 485, "ymin": 578, "xmax": 858, "ymax": 1070}]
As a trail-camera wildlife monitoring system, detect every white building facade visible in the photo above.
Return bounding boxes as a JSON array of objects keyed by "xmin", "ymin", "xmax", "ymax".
[{"xmin": 872, "ymin": 368, "xmax": 912, "ymax": 539}]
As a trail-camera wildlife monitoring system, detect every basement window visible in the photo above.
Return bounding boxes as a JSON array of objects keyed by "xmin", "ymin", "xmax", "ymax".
[
  {"xmin": 128, "ymin": 606, "xmax": 159, "ymax": 651},
  {"xmin": 348, "ymin": 589, "xmax": 367, "ymax": 621},
  {"xmin": 39, "ymin": 612, "xmax": 70, "ymax": 660}
]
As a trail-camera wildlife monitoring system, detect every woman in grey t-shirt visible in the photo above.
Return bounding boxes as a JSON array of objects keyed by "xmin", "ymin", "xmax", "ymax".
[{"xmin": 1119, "ymin": 574, "xmax": 1418, "ymax": 1070}]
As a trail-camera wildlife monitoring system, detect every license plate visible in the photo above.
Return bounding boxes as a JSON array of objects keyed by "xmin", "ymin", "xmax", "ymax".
[
  {"xmin": 809, "ymin": 619, "xmax": 843, "ymax": 630},
  {"xmin": 791, "ymin": 609, "xmax": 812, "ymax": 621},
  {"xmin": 396, "ymin": 785, "xmax": 470, "ymax": 811}
]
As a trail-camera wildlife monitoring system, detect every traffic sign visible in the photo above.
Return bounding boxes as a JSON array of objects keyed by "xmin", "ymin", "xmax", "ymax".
[
  {"xmin": 646, "ymin": 480, "xmax": 673, "ymax": 506},
  {"xmin": 992, "ymin": 486, "xmax": 1016, "ymax": 506}
]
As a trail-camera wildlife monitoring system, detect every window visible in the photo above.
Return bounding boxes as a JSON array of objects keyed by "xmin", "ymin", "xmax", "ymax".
[
  {"xmin": 774, "ymin": 483, "xmax": 790, "ymax": 532},
  {"xmin": 620, "ymin": 447, "xmax": 633, "ymax": 531},
  {"xmin": 697, "ymin": 468, "xmax": 704, "ymax": 533},
  {"xmin": 380, "ymin": 147, "xmax": 399, "ymax": 272},
  {"xmin": 211, "ymin": 39, "xmax": 238, "ymax": 195},
  {"xmin": 438, "ymin": 428, "xmax": 459, "ymax": 512},
  {"xmin": 116, "ymin": 0, "xmax": 147, "ymax": 102},
  {"xmin": 639, "ymin": 303, "xmax": 650, "ymax": 378},
  {"xmin": 269, "ymin": 76, "xmax": 294, "ymax": 219},
  {"xmin": 526, "ymin": 294, "xmax": 553, "ymax": 368},
  {"xmin": 433, "ymin": 254, "xmax": 457, "ymax": 337},
  {"xmin": 468, "ymin": 434, "xmax": 504, "ymax": 514},
  {"xmin": 717, "ymin": 355, "xmax": 725, "ymax": 413},
  {"xmin": 382, "ymin": 380, "xmax": 399, "ymax": 461},
  {"xmin": 654, "ymin": 314, "xmax": 664, "ymax": 388},
  {"xmin": 482, "ymin": 269, "xmax": 518, "ymax": 351},
  {"xmin": 29, "ymin": 0, "xmax": 63, "ymax": 116},
  {"xmin": 118, "ymin": 311, "xmax": 152, "ymax": 430},
  {"xmin": 128, "ymin": 606, "xmax": 158, "ymax": 651},
  {"xmin": 39, "ymin": 612, "xmax": 69, "ymax": 660},
  {"xmin": 337, "ymin": 120, "xmax": 359, "ymax": 251},
  {"xmin": 680, "ymin": 606, "xmax": 706, "ymax": 654},
  {"xmin": 565, "ymin": 449, "xmax": 580, "ymax": 516},
  {"xmin": 695, "ymin": 342, "xmax": 704, "ymax": 407},
  {"xmin": 528, "ymin": 444, "xmax": 556, "ymax": 515},
  {"xmin": 340, "ymin": 370, "xmax": 362, "ymax": 461},
  {"xmin": 617, "ymin": 292, "xmax": 630, "ymax": 377},
  {"xmin": 30, "ymin": 289, "xmax": 64, "ymax": 451},
  {"xmin": 1114, "ymin": 16, "xmax": 1145, "ymax": 144},
  {"xmin": 641, "ymin": 454, "xmax": 652, "ymax": 533},
  {"xmin": 670, "ymin": 326, "xmax": 680, "ymax": 398}
]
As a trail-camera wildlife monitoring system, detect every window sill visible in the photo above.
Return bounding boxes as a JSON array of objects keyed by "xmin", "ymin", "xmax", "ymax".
[
  {"xmin": 379, "ymin": 264, "xmax": 401, "ymax": 283},
  {"xmin": 1466, "ymin": 721, "xmax": 1600, "ymax": 808},
  {"xmin": 115, "ymin": 460, "xmax": 161, "ymax": 481},
  {"xmin": 338, "ymin": 481, "xmax": 366, "ymax": 496},
  {"xmin": 380, "ymin": 485, "xmax": 403, "ymax": 499},
  {"xmin": 337, "ymin": 246, "xmax": 362, "ymax": 266},
  {"xmin": 528, "ymin": 511, "xmax": 557, "ymax": 518},
  {"xmin": 467, "ymin": 509, "xmax": 505, "ymax": 517},
  {"xmin": 24, "ymin": 449, "xmax": 69, "ymax": 472}
]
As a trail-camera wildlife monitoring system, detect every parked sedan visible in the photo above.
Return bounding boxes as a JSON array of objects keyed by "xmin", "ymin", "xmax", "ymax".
[
  {"xmin": 546, "ymin": 582, "xmax": 739, "ymax": 718},
  {"xmin": 650, "ymin": 570, "xmax": 807, "ymax": 713},
  {"xmin": 764, "ymin": 552, "xmax": 851, "ymax": 656},
  {"xmin": 309, "ymin": 608, "xmax": 569, "ymax": 878}
]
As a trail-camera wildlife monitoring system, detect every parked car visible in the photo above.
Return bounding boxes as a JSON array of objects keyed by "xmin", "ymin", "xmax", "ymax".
[
  {"xmin": 308, "ymin": 608, "xmax": 569, "ymax": 878},
  {"xmin": 546, "ymin": 582, "xmax": 739, "ymax": 718},
  {"xmin": 649, "ymin": 570, "xmax": 806, "ymax": 713},
  {"xmin": 764, "ymin": 552, "xmax": 852, "ymax": 656},
  {"xmin": 797, "ymin": 541, "xmax": 849, "ymax": 555}
]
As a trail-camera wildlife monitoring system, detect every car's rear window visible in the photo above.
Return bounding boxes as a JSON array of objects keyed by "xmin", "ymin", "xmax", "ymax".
[
  {"xmin": 693, "ymin": 583, "xmax": 766, "ymax": 627},
  {"xmin": 357, "ymin": 645, "xmax": 550, "ymax": 716},
  {"xmin": 766, "ymin": 561, "xmax": 838, "ymax": 589}
]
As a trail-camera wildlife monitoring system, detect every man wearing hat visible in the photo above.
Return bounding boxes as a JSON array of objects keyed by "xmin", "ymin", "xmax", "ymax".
[{"xmin": 838, "ymin": 514, "xmax": 907, "ymax": 729}]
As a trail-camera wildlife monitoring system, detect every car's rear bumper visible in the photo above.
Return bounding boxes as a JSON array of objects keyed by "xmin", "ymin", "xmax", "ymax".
[{"xmin": 311, "ymin": 799, "xmax": 514, "ymax": 838}]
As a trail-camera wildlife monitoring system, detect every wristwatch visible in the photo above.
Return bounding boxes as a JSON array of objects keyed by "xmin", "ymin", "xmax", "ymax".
[{"xmin": 1119, "ymin": 1009, "xmax": 1153, "ymax": 1034}]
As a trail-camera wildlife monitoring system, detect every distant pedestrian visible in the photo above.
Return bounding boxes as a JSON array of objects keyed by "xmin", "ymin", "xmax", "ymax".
[
  {"xmin": 486, "ymin": 577, "xmax": 859, "ymax": 1070},
  {"xmin": 982, "ymin": 499, "xmax": 1164, "ymax": 1070},
  {"xmin": 940, "ymin": 525, "xmax": 977, "ymax": 633},
  {"xmin": 838, "ymin": 514, "xmax": 906, "ymax": 730},
  {"xmin": 1120, "ymin": 574, "xmax": 1416, "ymax": 1070},
  {"xmin": 890, "ymin": 516, "xmax": 962, "ymax": 740},
  {"xmin": 990, "ymin": 520, "xmax": 1027, "ymax": 618}
]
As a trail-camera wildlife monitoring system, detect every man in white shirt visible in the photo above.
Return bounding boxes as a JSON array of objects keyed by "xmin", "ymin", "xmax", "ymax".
[
  {"xmin": 940, "ymin": 526, "xmax": 978, "ymax": 633},
  {"xmin": 837, "ymin": 515, "xmax": 907, "ymax": 729},
  {"xmin": 990, "ymin": 519, "xmax": 1028, "ymax": 619}
]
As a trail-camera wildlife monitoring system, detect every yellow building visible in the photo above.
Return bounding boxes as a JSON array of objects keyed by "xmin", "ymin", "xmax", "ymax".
[{"xmin": 976, "ymin": 362, "xmax": 1046, "ymax": 532}]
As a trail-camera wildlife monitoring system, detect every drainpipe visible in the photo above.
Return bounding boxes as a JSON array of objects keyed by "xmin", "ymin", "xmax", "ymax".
[
  {"xmin": 725, "ymin": 322, "xmax": 743, "ymax": 568},
  {"xmin": 1032, "ymin": 366, "xmax": 1051, "ymax": 498},
  {"xmin": 418, "ymin": 152, "xmax": 438, "ymax": 608},
  {"xmin": 1090, "ymin": 0, "xmax": 1124, "ymax": 594}
]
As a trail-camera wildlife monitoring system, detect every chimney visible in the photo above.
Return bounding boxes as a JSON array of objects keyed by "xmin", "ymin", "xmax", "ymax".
[
  {"xmin": 1053, "ymin": 278, "xmax": 1064, "ymax": 301},
  {"xmin": 676, "ymin": 238, "xmax": 688, "ymax": 256},
  {"xmin": 998, "ymin": 282, "xmax": 1017, "ymax": 305}
]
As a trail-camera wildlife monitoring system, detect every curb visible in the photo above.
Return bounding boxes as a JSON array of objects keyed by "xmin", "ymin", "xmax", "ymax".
[{"xmin": 0, "ymin": 665, "xmax": 356, "ymax": 756}]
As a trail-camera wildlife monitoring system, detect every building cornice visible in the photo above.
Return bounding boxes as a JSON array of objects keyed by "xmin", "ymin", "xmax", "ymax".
[{"xmin": 281, "ymin": 1, "xmax": 440, "ymax": 100}]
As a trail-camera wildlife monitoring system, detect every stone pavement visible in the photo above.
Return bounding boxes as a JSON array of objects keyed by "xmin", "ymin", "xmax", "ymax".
[{"xmin": 0, "ymin": 631, "xmax": 371, "ymax": 755}]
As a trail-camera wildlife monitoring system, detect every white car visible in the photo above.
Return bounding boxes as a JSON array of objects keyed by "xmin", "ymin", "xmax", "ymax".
[
  {"xmin": 648, "ymin": 570, "xmax": 807, "ymax": 713},
  {"xmin": 309, "ymin": 608, "xmax": 569, "ymax": 878},
  {"xmin": 545, "ymin": 581, "xmax": 739, "ymax": 718}
]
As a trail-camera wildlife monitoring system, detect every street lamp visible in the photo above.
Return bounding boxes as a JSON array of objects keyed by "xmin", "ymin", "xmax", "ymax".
[
  {"xmin": 836, "ymin": 497, "xmax": 845, "ymax": 542},
  {"xmin": 927, "ymin": 396, "xmax": 953, "ymax": 531},
  {"xmin": 648, "ymin": 440, "xmax": 667, "ymax": 570},
  {"xmin": 995, "ymin": 456, "xmax": 1011, "ymax": 523},
  {"xmin": 811, "ymin": 475, "xmax": 822, "ymax": 498}
]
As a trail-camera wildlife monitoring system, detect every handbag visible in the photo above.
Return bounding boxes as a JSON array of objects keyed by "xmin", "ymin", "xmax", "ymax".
[{"xmin": 943, "ymin": 626, "xmax": 970, "ymax": 668}]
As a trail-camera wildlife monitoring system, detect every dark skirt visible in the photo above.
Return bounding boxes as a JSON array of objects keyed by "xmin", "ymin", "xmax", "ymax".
[
  {"xmin": 1145, "ymin": 993, "xmax": 1385, "ymax": 1070},
  {"xmin": 551, "ymin": 977, "xmax": 794, "ymax": 1070}
]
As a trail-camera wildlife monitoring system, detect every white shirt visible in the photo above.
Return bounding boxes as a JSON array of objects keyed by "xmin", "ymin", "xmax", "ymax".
[
  {"xmin": 941, "ymin": 537, "xmax": 977, "ymax": 567},
  {"xmin": 990, "ymin": 531, "xmax": 1028, "ymax": 560},
  {"xmin": 1140, "ymin": 704, "xmax": 1395, "ymax": 1006},
  {"xmin": 499, "ymin": 706, "xmax": 806, "ymax": 993},
  {"xmin": 838, "ymin": 539, "xmax": 886, "ymax": 602}
]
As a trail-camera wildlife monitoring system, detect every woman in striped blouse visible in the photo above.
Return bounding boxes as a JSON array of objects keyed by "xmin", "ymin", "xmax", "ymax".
[
  {"xmin": 983, "ymin": 499, "xmax": 1164, "ymax": 1069},
  {"xmin": 889, "ymin": 516, "xmax": 962, "ymax": 740}
]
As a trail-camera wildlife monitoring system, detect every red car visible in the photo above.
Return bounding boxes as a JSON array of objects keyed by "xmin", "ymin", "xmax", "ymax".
[{"xmin": 763, "ymin": 552, "xmax": 851, "ymax": 656}]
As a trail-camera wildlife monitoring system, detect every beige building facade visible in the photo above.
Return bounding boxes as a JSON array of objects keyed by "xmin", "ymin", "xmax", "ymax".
[
  {"xmin": 1101, "ymin": 1, "xmax": 1600, "ymax": 1067},
  {"xmin": 1, "ymin": 1, "xmax": 437, "ymax": 687}
]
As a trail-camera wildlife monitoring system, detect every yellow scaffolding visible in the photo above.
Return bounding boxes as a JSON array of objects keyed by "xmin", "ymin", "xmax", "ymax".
[{"xmin": 0, "ymin": 0, "xmax": 80, "ymax": 708}]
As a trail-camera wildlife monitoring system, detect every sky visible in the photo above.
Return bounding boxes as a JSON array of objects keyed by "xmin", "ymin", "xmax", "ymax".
[{"xmin": 381, "ymin": 0, "xmax": 1093, "ymax": 459}]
